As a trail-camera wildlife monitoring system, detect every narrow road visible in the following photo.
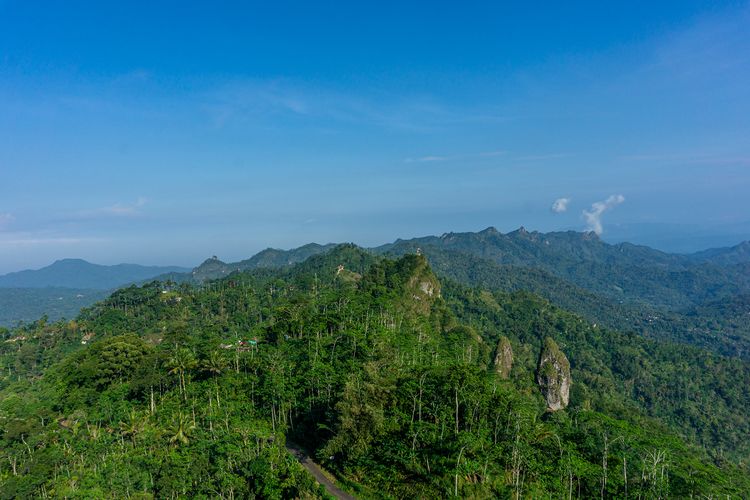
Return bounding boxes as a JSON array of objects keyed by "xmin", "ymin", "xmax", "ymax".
[{"xmin": 286, "ymin": 441, "xmax": 356, "ymax": 500}]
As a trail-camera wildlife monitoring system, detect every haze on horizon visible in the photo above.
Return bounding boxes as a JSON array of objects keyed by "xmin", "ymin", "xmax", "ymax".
[{"xmin": 1, "ymin": 1, "xmax": 749, "ymax": 274}]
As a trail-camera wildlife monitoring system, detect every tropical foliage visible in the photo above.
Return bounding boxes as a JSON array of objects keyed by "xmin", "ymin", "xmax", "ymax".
[{"xmin": 1, "ymin": 246, "xmax": 748, "ymax": 497}]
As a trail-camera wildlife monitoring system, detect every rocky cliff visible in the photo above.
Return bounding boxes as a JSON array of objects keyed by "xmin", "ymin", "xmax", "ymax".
[
  {"xmin": 493, "ymin": 336, "xmax": 513, "ymax": 379},
  {"xmin": 536, "ymin": 337, "xmax": 571, "ymax": 411}
]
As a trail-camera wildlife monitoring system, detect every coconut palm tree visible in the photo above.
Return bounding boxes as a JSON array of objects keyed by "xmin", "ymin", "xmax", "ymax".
[
  {"xmin": 203, "ymin": 350, "xmax": 228, "ymax": 408},
  {"xmin": 119, "ymin": 409, "xmax": 145, "ymax": 446},
  {"xmin": 168, "ymin": 412, "xmax": 195, "ymax": 446},
  {"xmin": 202, "ymin": 350, "xmax": 227, "ymax": 377},
  {"xmin": 167, "ymin": 347, "xmax": 197, "ymax": 400}
]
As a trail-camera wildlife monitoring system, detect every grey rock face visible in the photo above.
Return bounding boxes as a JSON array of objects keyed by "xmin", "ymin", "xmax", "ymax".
[
  {"xmin": 536, "ymin": 337, "xmax": 571, "ymax": 411},
  {"xmin": 493, "ymin": 336, "xmax": 513, "ymax": 379}
]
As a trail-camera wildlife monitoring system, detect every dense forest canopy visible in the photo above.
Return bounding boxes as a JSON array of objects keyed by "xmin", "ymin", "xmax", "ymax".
[{"xmin": 1, "ymin": 245, "xmax": 749, "ymax": 498}]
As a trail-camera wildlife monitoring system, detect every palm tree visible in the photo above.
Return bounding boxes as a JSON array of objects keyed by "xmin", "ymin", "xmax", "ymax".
[
  {"xmin": 202, "ymin": 350, "xmax": 227, "ymax": 377},
  {"xmin": 119, "ymin": 409, "xmax": 145, "ymax": 446},
  {"xmin": 167, "ymin": 347, "xmax": 197, "ymax": 400},
  {"xmin": 203, "ymin": 350, "xmax": 227, "ymax": 408},
  {"xmin": 168, "ymin": 412, "xmax": 195, "ymax": 446}
]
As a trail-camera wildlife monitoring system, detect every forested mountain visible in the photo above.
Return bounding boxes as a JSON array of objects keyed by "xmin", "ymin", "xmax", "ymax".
[
  {"xmin": 6, "ymin": 229, "xmax": 748, "ymax": 351},
  {"xmin": 371, "ymin": 237, "xmax": 750, "ymax": 359},
  {"xmin": 183, "ymin": 227, "xmax": 750, "ymax": 313},
  {"xmin": 190, "ymin": 243, "xmax": 336, "ymax": 282},
  {"xmin": 0, "ymin": 260, "xmax": 190, "ymax": 327},
  {"xmin": 182, "ymin": 228, "xmax": 750, "ymax": 315},
  {"xmin": 166, "ymin": 229, "xmax": 750, "ymax": 360},
  {"xmin": 0, "ymin": 259, "xmax": 189, "ymax": 290},
  {"xmin": 375, "ymin": 227, "xmax": 750, "ymax": 310},
  {"xmin": 689, "ymin": 240, "xmax": 750, "ymax": 266},
  {"xmin": 1, "ymin": 246, "xmax": 749, "ymax": 497}
]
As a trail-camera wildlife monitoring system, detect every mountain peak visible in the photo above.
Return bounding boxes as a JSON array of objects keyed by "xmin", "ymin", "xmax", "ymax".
[
  {"xmin": 192, "ymin": 256, "xmax": 231, "ymax": 281},
  {"xmin": 0, "ymin": 259, "xmax": 189, "ymax": 289},
  {"xmin": 198, "ymin": 255, "xmax": 227, "ymax": 266},
  {"xmin": 508, "ymin": 226, "xmax": 531, "ymax": 237},
  {"xmin": 582, "ymin": 230, "xmax": 600, "ymax": 239}
]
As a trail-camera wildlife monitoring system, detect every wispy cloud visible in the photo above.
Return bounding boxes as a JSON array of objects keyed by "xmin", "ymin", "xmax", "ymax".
[
  {"xmin": 651, "ymin": 5, "xmax": 750, "ymax": 80},
  {"xmin": 76, "ymin": 198, "xmax": 147, "ymax": 218},
  {"xmin": 583, "ymin": 195, "xmax": 625, "ymax": 235},
  {"xmin": 516, "ymin": 153, "xmax": 570, "ymax": 161},
  {"xmin": 102, "ymin": 197, "xmax": 147, "ymax": 216},
  {"xmin": 204, "ymin": 79, "xmax": 510, "ymax": 132},
  {"xmin": 620, "ymin": 153, "xmax": 750, "ymax": 165},
  {"xmin": 551, "ymin": 198, "xmax": 571, "ymax": 213},
  {"xmin": 404, "ymin": 150, "xmax": 572, "ymax": 164},
  {"xmin": 0, "ymin": 237, "xmax": 96, "ymax": 246},
  {"xmin": 0, "ymin": 213, "xmax": 14, "ymax": 230},
  {"xmin": 405, "ymin": 155, "xmax": 450, "ymax": 163},
  {"xmin": 404, "ymin": 150, "xmax": 506, "ymax": 163},
  {"xmin": 0, "ymin": 225, "xmax": 107, "ymax": 247}
]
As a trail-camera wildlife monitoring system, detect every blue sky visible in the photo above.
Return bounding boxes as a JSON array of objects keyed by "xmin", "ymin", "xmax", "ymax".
[{"xmin": 1, "ymin": 1, "xmax": 749, "ymax": 272}]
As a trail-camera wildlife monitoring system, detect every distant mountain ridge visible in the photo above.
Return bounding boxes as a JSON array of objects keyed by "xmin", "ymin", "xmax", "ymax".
[
  {"xmin": 689, "ymin": 240, "xmax": 750, "ymax": 265},
  {"xmin": 190, "ymin": 243, "xmax": 337, "ymax": 282},
  {"xmin": 1, "ymin": 228, "xmax": 749, "ymax": 364},
  {"xmin": 174, "ymin": 228, "xmax": 750, "ymax": 358},
  {"xmin": 0, "ymin": 259, "xmax": 190, "ymax": 290},
  {"xmin": 374, "ymin": 227, "xmax": 750, "ymax": 309},
  {"xmin": 185, "ymin": 229, "xmax": 750, "ymax": 306},
  {"xmin": 377, "ymin": 226, "xmax": 692, "ymax": 269}
]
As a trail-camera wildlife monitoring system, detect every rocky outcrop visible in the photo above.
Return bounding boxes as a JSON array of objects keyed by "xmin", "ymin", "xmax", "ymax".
[
  {"xmin": 402, "ymin": 255, "xmax": 442, "ymax": 314},
  {"xmin": 493, "ymin": 336, "xmax": 513, "ymax": 379},
  {"xmin": 536, "ymin": 337, "xmax": 571, "ymax": 411},
  {"xmin": 192, "ymin": 256, "xmax": 231, "ymax": 282}
]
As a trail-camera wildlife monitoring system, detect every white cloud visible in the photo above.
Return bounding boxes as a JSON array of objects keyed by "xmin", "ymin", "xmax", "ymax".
[
  {"xmin": 105, "ymin": 197, "xmax": 146, "ymax": 216},
  {"xmin": 551, "ymin": 198, "xmax": 571, "ymax": 213},
  {"xmin": 582, "ymin": 195, "xmax": 625, "ymax": 235}
]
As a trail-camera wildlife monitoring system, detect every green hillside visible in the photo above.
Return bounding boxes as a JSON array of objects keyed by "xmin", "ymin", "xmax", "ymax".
[
  {"xmin": 190, "ymin": 243, "xmax": 337, "ymax": 282},
  {"xmin": 1, "ymin": 247, "xmax": 748, "ymax": 498},
  {"xmin": 376, "ymin": 227, "xmax": 750, "ymax": 309},
  {"xmin": 376, "ymin": 230, "xmax": 750, "ymax": 359}
]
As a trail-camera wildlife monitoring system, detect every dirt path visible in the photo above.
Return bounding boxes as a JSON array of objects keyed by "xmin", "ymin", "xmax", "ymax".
[{"xmin": 286, "ymin": 441, "xmax": 356, "ymax": 500}]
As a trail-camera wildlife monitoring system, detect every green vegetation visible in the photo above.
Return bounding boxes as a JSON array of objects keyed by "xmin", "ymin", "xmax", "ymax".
[
  {"xmin": 190, "ymin": 243, "xmax": 336, "ymax": 282},
  {"xmin": 377, "ymin": 227, "xmax": 750, "ymax": 310},
  {"xmin": 378, "ymin": 232, "xmax": 750, "ymax": 359},
  {"xmin": 0, "ymin": 259, "xmax": 191, "ymax": 327},
  {"xmin": 1, "ymin": 245, "xmax": 749, "ymax": 497}
]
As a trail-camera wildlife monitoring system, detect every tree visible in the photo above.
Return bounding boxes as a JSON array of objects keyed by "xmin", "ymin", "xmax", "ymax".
[
  {"xmin": 168, "ymin": 412, "xmax": 196, "ymax": 446},
  {"xmin": 119, "ymin": 409, "xmax": 146, "ymax": 446},
  {"xmin": 202, "ymin": 350, "xmax": 227, "ymax": 408},
  {"xmin": 167, "ymin": 347, "xmax": 197, "ymax": 400}
]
